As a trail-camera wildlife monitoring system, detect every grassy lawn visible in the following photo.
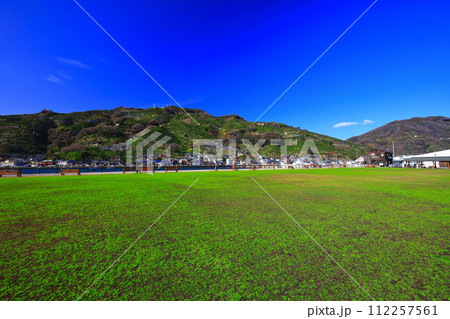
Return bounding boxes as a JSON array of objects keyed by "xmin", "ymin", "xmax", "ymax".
[{"xmin": 0, "ymin": 168, "xmax": 448, "ymax": 301}]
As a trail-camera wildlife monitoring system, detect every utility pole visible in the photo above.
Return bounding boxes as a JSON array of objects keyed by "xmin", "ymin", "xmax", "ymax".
[{"xmin": 392, "ymin": 141, "xmax": 395, "ymax": 157}]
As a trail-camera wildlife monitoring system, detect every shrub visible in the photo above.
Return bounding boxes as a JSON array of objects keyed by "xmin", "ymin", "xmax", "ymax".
[
  {"xmin": 132, "ymin": 123, "xmax": 146, "ymax": 133},
  {"xmin": 60, "ymin": 143, "xmax": 84, "ymax": 153}
]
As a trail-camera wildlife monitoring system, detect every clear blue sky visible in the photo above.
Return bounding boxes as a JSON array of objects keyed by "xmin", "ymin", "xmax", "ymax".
[{"xmin": 0, "ymin": 0, "xmax": 449, "ymax": 139}]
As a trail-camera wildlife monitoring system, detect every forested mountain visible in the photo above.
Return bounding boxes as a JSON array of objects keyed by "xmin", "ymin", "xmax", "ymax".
[{"xmin": 0, "ymin": 106, "xmax": 368, "ymax": 160}]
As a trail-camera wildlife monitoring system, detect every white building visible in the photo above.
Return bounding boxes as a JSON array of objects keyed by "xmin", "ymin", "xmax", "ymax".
[
  {"xmin": 403, "ymin": 149, "xmax": 450, "ymax": 168},
  {"xmin": 355, "ymin": 156, "xmax": 366, "ymax": 165}
]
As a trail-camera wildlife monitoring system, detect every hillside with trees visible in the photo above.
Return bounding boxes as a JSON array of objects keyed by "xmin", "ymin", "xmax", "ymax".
[
  {"xmin": 347, "ymin": 116, "xmax": 450, "ymax": 155},
  {"xmin": 0, "ymin": 106, "xmax": 368, "ymax": 161}
]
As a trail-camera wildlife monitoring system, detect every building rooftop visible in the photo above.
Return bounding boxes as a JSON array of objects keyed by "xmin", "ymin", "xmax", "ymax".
[{"xmin": 403, "ymin": 149, "xmax": 450, "ymax": 162}]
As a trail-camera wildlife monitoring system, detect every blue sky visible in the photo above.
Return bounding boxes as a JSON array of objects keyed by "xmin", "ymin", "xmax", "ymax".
[{"xmin": 0, "ymin": 0, "xmax": 449, "ymax": 139}]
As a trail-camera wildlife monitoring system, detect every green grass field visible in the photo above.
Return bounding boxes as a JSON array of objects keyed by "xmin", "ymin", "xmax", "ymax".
[{"xmin": 0, "ymin": 168, "xmax": 448, "ymax": 301}]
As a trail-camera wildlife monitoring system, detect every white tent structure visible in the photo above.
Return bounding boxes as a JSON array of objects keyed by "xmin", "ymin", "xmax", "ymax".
[{"xmin": 403, "ymin": 149, "xmax": 450, "ymax": 168}]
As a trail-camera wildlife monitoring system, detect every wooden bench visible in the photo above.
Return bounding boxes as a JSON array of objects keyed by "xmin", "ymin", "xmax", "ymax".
[
  {"xmin": 365, "ymin": 165, "xmax": 375, "ymax": 168},
  {"xmin": 123, "ymin": 167, "xmax": 133, "ymax": 173},
  {"xmin": 232, "ymin": 165, "xmax": 238, "ymax": 171},
  {"xmin": 288, "ymin": 165, "xmax": 294, "ymax": 169},
  {"xmin": 0, "ymin": 169, "xmax": 21, "ymax": 177},
  {"xmin": 164, "ymin": 166, "xmax": 178, "ymax": 172},
  {"xmin": 61, "ymin": 168, "xmax": 80, "ymax": 176},
  {"xmin": 141, "ymin": 166, "xmax": 155, "ymax": 173}
]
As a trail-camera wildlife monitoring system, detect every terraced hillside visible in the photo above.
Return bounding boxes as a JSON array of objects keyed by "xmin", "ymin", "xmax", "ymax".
[{"xmin": 0, "ymin": 106, "xmax": 368, "ymax": 160}]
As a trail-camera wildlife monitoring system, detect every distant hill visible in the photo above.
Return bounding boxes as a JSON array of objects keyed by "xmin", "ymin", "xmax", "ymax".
[
  {"xmin": 0, "ymin": 106, "xmax": 368, "ymax": 161},
  {"xmin": 347, "ymin": 116, "xmax": 450, "ymax": 155}
]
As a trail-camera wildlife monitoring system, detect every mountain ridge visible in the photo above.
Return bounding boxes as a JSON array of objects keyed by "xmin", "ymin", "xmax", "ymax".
[
  {"xmin": 347, "ymin": 116, "xmax": 450, "ymax": 155},
  {"xmin": 0, "ymin": 106, "xmax": 367, "ymax": 160}
]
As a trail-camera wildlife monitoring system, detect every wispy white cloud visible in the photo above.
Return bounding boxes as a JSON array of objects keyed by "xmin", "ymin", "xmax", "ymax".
[
  {"xmin": 58, "ymin": 57, "xmax": 90, "ymax": 69},
  {"xmin": 333, "ymin": 121, "xmax": 359, "ymax": 128},
  {"xmin": 45, "ymin": 75, "xmax": 62, "ymax": 84},
  {"xmin": 46, "ymin": 71, "xmax": 73, "ymax": 84},
  {"xmin": 57, "ymin": 72, "xmax": 71, "ymax": 80},
  {"xmin": 333, "ymin": 119, "xmax": 375, "ymax": 128}
]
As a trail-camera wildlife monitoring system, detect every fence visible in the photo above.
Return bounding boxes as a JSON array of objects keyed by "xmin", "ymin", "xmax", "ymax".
[{"xmin": 0, "ymin": 165, "xmax": 270, "ymax": 176}]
